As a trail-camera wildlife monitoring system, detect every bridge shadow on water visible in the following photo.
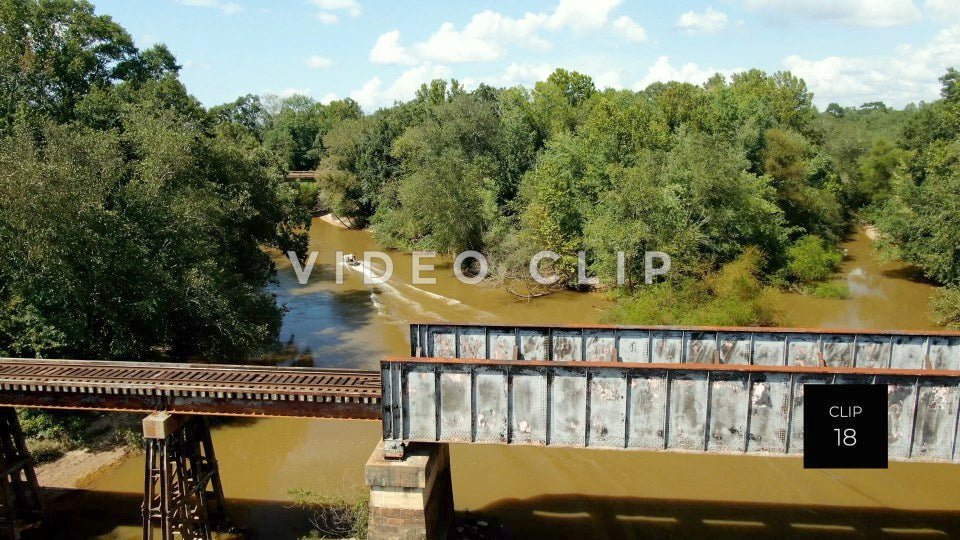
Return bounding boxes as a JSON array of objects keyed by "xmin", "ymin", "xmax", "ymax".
[
  {"xmin": 29, "ymin": 488, "xmax": 316, "ymax": 540},
  {"xmin": 30, "ymin": 487, "xmax": 960, "ymax": 540},
  {"xmin": 475, "ymin": 493, "xmax": 960, "ymax": 539}
]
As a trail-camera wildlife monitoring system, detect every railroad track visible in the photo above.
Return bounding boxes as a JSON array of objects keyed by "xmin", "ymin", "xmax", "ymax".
[{"xmin": 0, "ymin": 358, "xmax": 382, "ymax": 418}]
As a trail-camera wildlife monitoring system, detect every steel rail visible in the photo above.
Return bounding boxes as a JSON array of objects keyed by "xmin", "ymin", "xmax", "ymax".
[{"xmin": 0, "ymin": 358, "xmax": 382, "ymax": 419}]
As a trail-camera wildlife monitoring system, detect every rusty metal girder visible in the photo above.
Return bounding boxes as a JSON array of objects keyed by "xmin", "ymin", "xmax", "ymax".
[{"xmin": 381, "ymin": 356, "xmax": 960, "ymax": 462}]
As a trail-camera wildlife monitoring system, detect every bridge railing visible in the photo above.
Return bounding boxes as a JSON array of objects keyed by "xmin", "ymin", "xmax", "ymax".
[{"xmin": 409, "ymin": 323, "xmax": 960, "ymax": 370}]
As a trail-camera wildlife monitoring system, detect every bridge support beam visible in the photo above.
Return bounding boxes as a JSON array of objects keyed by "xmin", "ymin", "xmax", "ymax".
[
  {"xmin": 365, "ymin": 440, "xmax": 453, "ymax": 540},
  {"xmin": 142, "ymin": 413, "xmax": 226, "ymax": 540},
  {"xmin": 0, "ymin": 409, "xmax": 43, "ymax": 540}
]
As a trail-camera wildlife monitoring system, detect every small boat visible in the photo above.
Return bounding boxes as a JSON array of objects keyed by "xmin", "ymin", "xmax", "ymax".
[{"xmin": 343, "ymin": 253, "xmax": 360, "ymax": 266}]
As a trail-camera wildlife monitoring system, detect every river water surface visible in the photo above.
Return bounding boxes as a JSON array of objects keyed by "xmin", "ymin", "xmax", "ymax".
[{"xmin": 67, "ymin": 221, "xmax": 959, "ymax": 539}]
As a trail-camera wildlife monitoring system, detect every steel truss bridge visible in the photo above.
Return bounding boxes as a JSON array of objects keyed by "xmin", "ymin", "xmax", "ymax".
[{"xmin": 0, "ymin": 323, "xmax": 958, "ymax": 538}]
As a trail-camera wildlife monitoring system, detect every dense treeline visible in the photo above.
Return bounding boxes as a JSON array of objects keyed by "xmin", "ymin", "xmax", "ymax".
[
  {"xmin": 213, "ymin": 67, "xmax": 954, "ymax": 324},
  {"xmin": 0, "ymin": 0, "xmax": 307, "ymax": 361},
  {"xmin": 872, "ymin": 70, "xmax": 960, "ymax": 327}
]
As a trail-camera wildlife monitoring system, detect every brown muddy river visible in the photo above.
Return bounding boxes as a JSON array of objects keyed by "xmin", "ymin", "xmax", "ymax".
[{"xmin": 61, "ymin": 221, "xmax": 959, "ymax": 539}]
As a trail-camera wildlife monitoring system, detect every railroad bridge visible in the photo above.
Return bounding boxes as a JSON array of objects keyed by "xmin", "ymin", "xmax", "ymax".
[{"xmin": 0, "ymin": 324, "xmax": 959, "ymax": 539}]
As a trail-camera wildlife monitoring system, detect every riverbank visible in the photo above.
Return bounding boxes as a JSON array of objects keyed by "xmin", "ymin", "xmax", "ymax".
[
  {"xmin": 318, "ymin": 212, "xmax": 356, "ymax": 229},
  {"xmin": 36, "ymin": 444, "xmax": 136, "ymax": 489}
]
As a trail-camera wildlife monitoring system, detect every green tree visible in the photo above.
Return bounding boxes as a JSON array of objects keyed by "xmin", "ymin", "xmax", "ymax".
[
  {"xmin": 372, "ymin": 91, "xmax": 498, "ymax": 252},
  {"xmin": 0, "ymin": 0, "xmax": 154, "ymax": 129},
  {"xmin": 785, "ymin": 235, "xmax": 843, "ymax": 283},
  {"xmin": 0, "ymin": 2, "xmax": 307, "ymax": 361},
  {"xmin": 875, "ymin": 69, "xmax": 960, "ymax": 287}
]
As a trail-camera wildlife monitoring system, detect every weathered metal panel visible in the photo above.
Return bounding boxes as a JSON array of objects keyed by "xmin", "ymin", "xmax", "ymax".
[
  {"xmin": 458, "ymin": 328, "xmax": 486, "ymax": 360},
  {"xmin": 589, "ymin": 370, "xmax": 627, "ymax": 447},
  {"xmin": 752, "ymin": 333, "xmax": 785, "ymax": 366},
  {"xmin": 550, "ymin": 368, "xmax": 586, "ymax": 445},
  {"xmin": 490, "ymin": 331, "xmax": 516, "ymax": 360},
  {"xmin": 585, "ymin": 330, "xmax": 617, "ymax": 362},
  {"xmin": 707, "ymin": 372, "xmax": 749, "ymax": 452},
  {"xmin": 439, "ymin": 369, "xmax": 471, "ymax": 440},
  {"xmin": 788, "ymin": 374, "xmax": 831, "ymax": 453},
  {"xmin": 405, "ymin": 365, "xmax": 436, "ymax": 440},
  {"xmin": 747, "ymin": 373, "xmax": 791, "ymax": 453},
  {"xmin": 552, "ymin": 330, "xmax": 582, "ymax": 361},
  {"xmin": 855, "ymin": 335, "xmax": 890, "ymax": 368},
  {"xmin": 822, "ymin": 335, "xmax": 854, "ymax": 367},
  {"xmin": 411, "ymin": 324, "xmax": 960, "ymax": 373},
  {"xmin": 882, "ymin": 376, "xmax": 917, "ymax": 460},
  {"xmin": 911, "ymin": 381, "xmax": 960, "ymax": 460},
  {"xmin": 395, "ymin": 323, "xmax": 960, "ymax": 461},
  {"xmin": 619, "ymin": 331, "xmax": 649, "ymax": 363},
  {"xmin": 667, "ymin": 372, "xmax": 707, "ymax": 450},
  {"xmin": 685, "ymin": 332, "xmax": 718, "ymax": 364},
  {"xmin": 382, "ymin": 364, "xmax": 396, "ymax": 439},
  {"xmin": 651, "ymin": 331, "xmax": 683, "ymax": 363},
  {"xmin": 720, "ymin": 333, "xmax": 751, "ymax": 365},
  {"xmin": 384, "ymin": 357, "xmax": 960, "ymax": 463},
  {"xmin": 626, "ymin": 371, "xmax": 667, "ymax": 449},
  {"xmin": 474, "ymin": 367, "xmax": 508, "ymax": 442},
  {"xmin": 510, "ymin": 368, "xmax": 547, "ymax": 444},
  {"xmin": 891, "ymin": 336, "xmax": 926, "ymax": 369},
  {"xmin": 519, "ymin": 329, "xmax": 547, "ymax": 360},
  {"xmin": 929, "ymin": 338, "xmax": 960, "ymax": 370},
  {"xmin": 788, "ymin": 334, "xmax": 821, "ymax": 367},
  {"xmin": 429, "ymin": 327, "xmax": 456, "ymax": 358}
]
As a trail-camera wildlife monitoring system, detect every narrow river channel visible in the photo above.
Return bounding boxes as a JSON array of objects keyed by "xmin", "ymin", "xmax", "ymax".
[{"xmin": 64, "ymin": 219, "xmax": 958, "ymax": 539}]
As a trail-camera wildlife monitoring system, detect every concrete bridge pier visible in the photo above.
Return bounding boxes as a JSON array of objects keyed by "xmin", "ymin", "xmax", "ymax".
[{"xmin": 365, "ymin": 440, "xmax": 453, "ymax": 540}]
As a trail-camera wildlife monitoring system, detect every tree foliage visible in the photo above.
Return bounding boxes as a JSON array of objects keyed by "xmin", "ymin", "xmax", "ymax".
[
  {"xmin": 874, "ymin": 72, "xmax": 960, "ymax": 287},
  {"xmin": 0, "ymin": 0, "xmax": 307, "ymax": 361}
]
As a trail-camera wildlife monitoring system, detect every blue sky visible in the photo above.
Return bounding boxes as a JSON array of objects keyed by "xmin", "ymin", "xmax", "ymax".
[{"xmin": 93, "ymin": 0, "xmax": 960, "ymax": 111}]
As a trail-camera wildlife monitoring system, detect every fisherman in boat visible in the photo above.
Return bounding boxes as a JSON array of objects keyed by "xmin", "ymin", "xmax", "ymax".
[{"xmin": 343, "ymin": 253, "xmax": 359, "ymax": 266}]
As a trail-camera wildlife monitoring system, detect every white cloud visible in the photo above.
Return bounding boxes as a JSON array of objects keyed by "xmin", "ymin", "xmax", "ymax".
[
  {"xmin": 548, "ymin": 0, "xmax": 623, "ymax": 31},
  {"xmin": 307, "ymin": 0, "xmax": 361, "ymax": 17},
  {"xmin": 320, "ymin": 92, "xmax": 339, "ymax": 104},
  {"xmin": 315, "ymin": 12, "xmax": 338, "ymax": 24},
  {"xmin": 783, "ymin": 24, "xmax": 960, "ymax": 106},
  {"xmin": 926, "ymin": 0, "xmax": 960, "ymax": 22},
  {"xmin": 350, "ymin": 65, "xmax": 453, "ymax": 111},
  {"xmin": 634, "ymin": 56, "xmax": 734, "ymax": 90},
  {"xmin": 349, "ymin": 78, "xmax": 382, "ymax": 110},
  {"xmin": 741, "ymin": 0, "xmax": 922, "ymax": 27},
  {"xmin": 371, "ymin": 11, "xmax": 550, "ymax": 65},
  {"xmin": 595, "ymin": 69, "xmax": 625, "ymax": 89},
  {"xmin": 369, "ymin": 31, "xmax": 416, "ymax": 65},
  {"xmin": 412, "ymin": 22, "xmax": 503, "ymax": 63},
  {"xmin": 179, "ymin": 0, "xmax": 243, "ymax": 15},
  {"xmin": 677, "ymin": 8, "xmax": 729, "ymax": 34},
  {"xmin": 305, "ymin": 56, "xmax": 333, "ymax": 69},
  {"xmin": 465, "ymin": 62, "xmax": 555, "ymax": 88},
  {"xmin": 612, "ymin": 16, "xmax": 648, "ymax": 43},
  {"xmin": 369, "ymin": 1, "xmax": 641, "ymax": 66},
  {"xmin": 264, "ymin": 87, "xmax": 312, "ymax": 98}
]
